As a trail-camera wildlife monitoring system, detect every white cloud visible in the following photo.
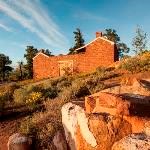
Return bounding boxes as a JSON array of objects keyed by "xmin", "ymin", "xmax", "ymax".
[
  {"xmin": 0, "ymin": 22, "xmax": 12, "ymax": 32},
  {"xmin": 0, "ymin": 0, "xmax": 68, "ymax": 49}
]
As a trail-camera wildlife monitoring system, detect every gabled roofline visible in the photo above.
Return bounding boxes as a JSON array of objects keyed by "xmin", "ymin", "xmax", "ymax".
[
  {"xmin": 33, "ymin": 52, "xmax": 49, "ymax": 60},
  {"xmin": 75, "ymin": 36, "xmax": 114, "ymax": 51}
]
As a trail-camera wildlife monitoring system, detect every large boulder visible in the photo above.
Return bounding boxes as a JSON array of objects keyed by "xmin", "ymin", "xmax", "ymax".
[
  {"xmin": 85, "ymin": 92, "xmax": 150, "ymax": 133},
  {"xmin": 62, "ymin": 102, "xmax": 132, "ymax": 150},
  {"xmin": 76, "ymin": 113, "xmax": 132, "ymax": 150},
  {"xmin": 93, "ymin": 92, "xmax": 131, "ymax": 116},
  {"xmin": 86, "ymin": 92, "xmax": 150, "ymax": 117},
  {"xmin": 61, "ymin": 102, "xmax": 97, "ymax": 150},
  {"xmin": 112, "ymin": 133, "xmax": 150, "ymax": 150}
]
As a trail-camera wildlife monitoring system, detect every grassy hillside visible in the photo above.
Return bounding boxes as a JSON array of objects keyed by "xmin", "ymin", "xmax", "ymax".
[{"xmin": 0, "ymin": 52, "xmax": 150, "ymax": 149}]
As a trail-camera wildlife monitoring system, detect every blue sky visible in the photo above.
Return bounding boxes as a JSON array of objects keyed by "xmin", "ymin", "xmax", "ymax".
[{"xmin": 0, "ymin": 0, "xmax": 150, "ymax": 66}]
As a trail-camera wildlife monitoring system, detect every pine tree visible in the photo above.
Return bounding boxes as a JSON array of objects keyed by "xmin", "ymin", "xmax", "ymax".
[
  {"xmin": 41, "ymin": 49, "xmax": 53, "ymax": 56},
  {"xmin": 103, "ymin": 29, "xmax": 120, "ymax": 43},
  {"xmin": 0, "ymin": 53, "xmax": 13, "ymax": 81},
  {"xmin": 24, "ymin": 46, "xmax": 38, "ymax": 79},
  {"xmin": 68, "ymin": 28, "xmax": 85, "ymax": 54},
  {"xmin": 103, "ymin": 28, "xmax": 130, "ymax": 58}
]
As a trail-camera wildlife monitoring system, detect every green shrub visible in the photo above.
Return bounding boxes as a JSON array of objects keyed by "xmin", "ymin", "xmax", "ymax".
[
  {"xmin": 29, "ymin": 84, "xmax": 59, "ymax": 99},
  {"xmin": 43, "ymin": 86, "xmax": 58, "ymax": 99},
  {"xmin": 119, "ymin": 57, "xmax": 141, "ymax": 73},
  {"xmin": 14, "ymin": 83, "xmax": 59, "ymax": 105},
  {"xmin": 0, "ymin": 83, "xmax": 20, "ymax": 101},
  {"xmin": 56, "ymin": 80, "xmax": 71, "ymax": 90},
  {"xmin": 50, "ymin": 76, "xmax": 70, "ymax": 86},
  {"xmin": 58, "ymin": 88, "xmax": 73, "ymax": 102},
  {"xmin": 13, "ymin": 84, "xmax": 43, "ymax": 104},
  {"xmin": 80, "ymin": 76, "xmax": 106, "ymax": 94},
  {"xmin": 59, "ymin": 80, "xmax": 90, "ymax": 101},
  {"xmin": 119, "ymin": 54, "xmax": 150, "ymax": 73},
  {"xmin": 72, "ymin": 83, "xmax": 90, "ymax": 98},
  {"xmin": 25, "ymin": 92, "xmax": 42, "ymax": 109},
  {"xmin": 96, "ymin": 66, "xmax": 107, "ymax": 74},
  {"xmin": 13, "ymin": 87, "xmax": 29, "ymax": 104},
  {"xmin": 89, "ymin": 83, "xmax": 106, "ymax": 94}
]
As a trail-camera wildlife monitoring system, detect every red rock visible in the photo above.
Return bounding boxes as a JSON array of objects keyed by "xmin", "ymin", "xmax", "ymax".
[{"xmin": 75, "ymin": 113, "xmax": 132, "ymax": 150}]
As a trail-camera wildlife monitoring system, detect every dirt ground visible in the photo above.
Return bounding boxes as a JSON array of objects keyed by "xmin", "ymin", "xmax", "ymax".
[
  {"xmin": 0, "ymin": 119, "xmax": 22, "ymax": 150},
  {"xmin": 0, "ymin": 105, "xmax": 30, "ymax": 150}
]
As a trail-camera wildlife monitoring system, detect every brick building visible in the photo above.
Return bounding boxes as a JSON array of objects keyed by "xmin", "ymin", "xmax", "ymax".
[{"xmin": 33, "ymin": 32, "xmax": 118, "ymax": 79}]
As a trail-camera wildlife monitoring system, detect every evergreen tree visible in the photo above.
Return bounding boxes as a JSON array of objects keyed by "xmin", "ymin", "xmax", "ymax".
[
  {"xmin": 68, "ymin": 28, "xmax": 85, "ymax": 54},
  {"xmin": 0, "ymin": 53, "xmax": 13, "ymax": 81},
  {"xmin": 24, "ymin": 46, "xmax": 38, "ymax": 79},
  {"xmin": 103, "ymin": 29, "xmax": 120, "ymax": 43},
  {"xmin": 103, "ymin": 28, "xmax": 130, "ymax": 58},
  {"xmin": 117, "ymin": 43, "xmax": 130, "ymax": 58},
  {"xmin": 41, "ymin": 49, "xmax": 53, "ymax": 56},
  {"xmin": 132, "ymin": 26, "xmax": 147, "ymax": 54}
]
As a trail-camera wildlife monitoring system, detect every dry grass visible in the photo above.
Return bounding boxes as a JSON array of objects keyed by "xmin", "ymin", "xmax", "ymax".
[{"xmin": 19, "ymin": 98, "xmax": 67, "ymax": 149}]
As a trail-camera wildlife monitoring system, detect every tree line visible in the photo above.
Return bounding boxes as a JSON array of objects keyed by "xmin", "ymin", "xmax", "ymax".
[
  {"xmin": 0, "ymin": 26, "xmax": 148, "ymax": 82},
  {"xmin": 0, "ymin": 47, "xmax": 52, "ymax": 81}
]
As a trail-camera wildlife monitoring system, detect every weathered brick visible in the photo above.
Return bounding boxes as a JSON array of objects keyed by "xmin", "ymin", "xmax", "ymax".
[{"xmin": 33, "ymin": 32, "xmax": 118, "ymax": 79}]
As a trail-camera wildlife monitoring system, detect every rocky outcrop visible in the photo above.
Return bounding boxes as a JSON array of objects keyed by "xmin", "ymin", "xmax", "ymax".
[
  {"xmin": 85, "ymin": 86, "xmax": 150, "ymax": 133},
  {"xmin": 61, "ymin": 103, "xmax": 132, "ymax": 150},
  {"xmin": 102, "ymin": 78, "xmax": 150, "ymax": 96},
  {"xmin": 61, "ymin": 78, "xmax": 150, "ymax": 150},
  {"xmin": 112, "ymin": 133, "xmax": 150, "ymax": 150},
  {"xmin": 112, "ymin": 110, "xmax": 150, "ymax": 150},
  {"xmin": 76, "ymin": 113, "xmax": 132, "ymax": 150}
]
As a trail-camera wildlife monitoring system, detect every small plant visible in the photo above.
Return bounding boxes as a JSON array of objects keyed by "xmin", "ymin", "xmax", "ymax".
[
  {"xmin": 57, "ymin": 80, "xmax": 71, "ymax": 90},
  {"xmin": 119, "ymin": 57, "xmax": 141, "ymax": 73},
  {"xmin": 20, "ymin": 117, "xmax": 38, "ymax": 136},
  {"xmin": 25, "ymin": 92, "xmax": 42, "ymax": 109},
  {"xmin": 13, "ymin": 85, "xmax": 44, "ymax": 104},
  {"xmin": 59, "ymin": 79, "xmax": 90, "ymax": 102},
  {"xmin": 13, "ymin": 87, "xmax": 28, "ymax": 104},
  {"xmin": 59, "ymin": 88, "xmax": 74, "ymax": 102},
  {"xmin": 0, "ymin": 83, "xmax": 20, "ymax": 101},
  {"xmin": 96, "ymin": 66, "xmax": 107, "ymax": 74},
  {"xmin": 71, "ymin": 81, "xmax": 90, "ymax": 98},
  {"xmin": 43, "ymin": 86, "xmax": 58, "ymax": 99},
  {"xmin": 90, "ymin": 83, "xmax": 106, "ymax": 94}
]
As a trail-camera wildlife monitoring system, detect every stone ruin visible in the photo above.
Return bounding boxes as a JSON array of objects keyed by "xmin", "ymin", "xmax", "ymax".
[{"xmin": 61, "ymin": 78, "xmax": 150, "ymax": 150}]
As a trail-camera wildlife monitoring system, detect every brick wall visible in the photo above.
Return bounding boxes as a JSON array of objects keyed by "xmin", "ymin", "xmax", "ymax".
[{"xmin": 33, "ymin": 36, "xmax": 118, "ymax": 79}]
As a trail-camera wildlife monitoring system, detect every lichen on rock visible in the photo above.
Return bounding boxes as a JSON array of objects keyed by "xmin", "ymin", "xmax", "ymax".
[{"xmin": 112, "ymin": 133, "xmax": 150, "ymax": 150}]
